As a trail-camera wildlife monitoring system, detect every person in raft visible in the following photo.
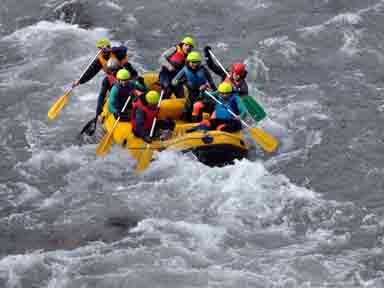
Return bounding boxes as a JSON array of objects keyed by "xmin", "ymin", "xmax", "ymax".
[
  {"xmin": 108, "ymin": 69, "xmax": 147, "ymax": 121},
  {"xmin": 72, "ymin": 38, "xmax": 138, "ymax": 87},
  {"xmin": 158, "ymin": 36, "xmax": 195, "ymax": 98},
  {"xmin": 171, "ymin": 51, "xmax": 216, "ymax": 122},
  {"xmin": 131, "ymin": 90, "xmax": 175, "ymax": 143},
  {"xmin": 191, "ymin": 82, "xmax": 247, "ymax": 133},
  {"xmin": 204, "ymin": 46, "xmax": 248, "ymax": 97}
]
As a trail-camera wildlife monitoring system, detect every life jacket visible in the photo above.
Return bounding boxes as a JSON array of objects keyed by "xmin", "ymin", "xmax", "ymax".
[
  {"xmin": 183, "ymin": 66, "xmax": 207, "ymax": 91},
  {"xmin": 98, "ymin": 51, "xmax": 129, "ymax": 73},
  {"xmin": 214, "ymin": 94, "xmax": 240, "ymax": 120},
  {"xmin": 106, "ymin": 74, "xmax": 117, "ymax": 86},
  {"xmin": 114, "ymin": 82, "xmax": 134, "ymax": 116},
  {"xmin": 224, "ymin": 75, "xmax": 247, "ymax": 95},
  {"xmin": 131, "ymin": 98, "xmax": 158, "ymax": 132},
  {"xmin": 167, "ymin": 45, "xmax": 186, "ymax": 69}
]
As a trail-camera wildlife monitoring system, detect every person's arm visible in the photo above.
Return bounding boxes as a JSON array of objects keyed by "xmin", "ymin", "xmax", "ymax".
[
  {"xmin": 238, "ymin": 80, "xmax": 249, "ymax": 97},
  {"xmin": 108, "ymin": 84, "xmax": 118, "ymax": 114},
  {"xmin": 204, "ymin": 47, "xmax": 227, "ymax": 80},
  {"xmin": 111, "ymin": 46, "xmax": 127, "ymax": 58},
  {"xmin": 96, "ymin": 77, "xmax": 110, "ymax": 116},
  {"xmin": 77, "ymin": 58, "xmax": 102, "ymax": 85},
  {"xmin": 158, "ymin": 47, "xmax": 177, "ymax": 70},
  {"xmin": 132, "ymin": 79, "xmax": 148, "ymax": 93},
  {"xmin": 203, "ymin": 66, "xmax": 217, "ymax": 90},
  {"xmin": 171, "ymin": 68, "xmax": 186, "ymax": 86},
  {"xmin": 123, "ymin": 62, "xmax": 138, "ymax": 79}
]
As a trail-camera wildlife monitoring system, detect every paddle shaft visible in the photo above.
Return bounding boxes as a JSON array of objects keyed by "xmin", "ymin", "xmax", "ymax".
[
  {"xmin": 204, "ymin": 91, "xmax": 250, "ymax": 128},
  {"xmin": 52, "ymin": 51, "xmax": 100, "ymax": 107},
  {"xmin": 134, "ymin": 90, "xmax": 164, "ymax": 172},
  {"xmin": 112, "ymin": 95, "xmax": 132, "ymax": 130},
  {"xmin": 205, "ymin": 91, "xmax": 278, "ymax": 153},
  {"xmin": 208, "ymin": 50, "xmax": 231, "ymax": 78},
  {"xmin": 148, "ymin": 90, "xmax": 165, "ymax": 138},
  {"xmin": 74, "ymin": 51, "xmax": 101, "ymax": 86}
]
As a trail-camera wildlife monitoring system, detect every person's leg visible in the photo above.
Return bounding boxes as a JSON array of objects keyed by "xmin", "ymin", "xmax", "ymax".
[
  {"xmin": 209, "ymin": 118, "xmax": 225, "ymax": 130},
  {"xmin": 217, "ymin": 119, "xmax": 242, "ymax": 132},
  {"xmin": 173, "ymin": 82, "xmax": 184, "ymax": 98},
  {"xmin": 183, "ymin": 90, "xmax": 200, "ymax": 122},
  {"xmin": 159, "ymin": 67, "xmax": 172, "ymax": 98},
  {"xmin": 192, "ymin": 101, "xmax": 205, "ymax": 122}
]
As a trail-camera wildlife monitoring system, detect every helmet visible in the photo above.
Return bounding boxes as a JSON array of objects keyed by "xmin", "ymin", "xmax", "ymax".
[
  {"xmin": 181, "ymin": 36, "xmax": 195, "ymax": 47},
  {"xmin": 231, "ymin": 63, "xmax": 246, "ymax": 77},
  {"xmin": 96, "ymin": 38, "xmax": 111, "ymax": 49},
  {"xmin": 187, "ymin": 51, "xmax": 201, "ymax": 63},
  {"xmin": 117, "ymin": 69, "xmax": 130, "ymax": 81},
  {"xmin": 106, "ymin": 58, "xmax": 120, "ymax": 72},
  {"xmin": 218, "ymin": 82, "xmax": 233, "ymax": 94},
  {"xmin": 145, "ymin": 90, "xmax": 160, "ymax": 105}
]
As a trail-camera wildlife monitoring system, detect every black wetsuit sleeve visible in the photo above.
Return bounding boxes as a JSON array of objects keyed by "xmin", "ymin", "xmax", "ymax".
[
  {"xmin": 203, "ymin": 66, "xmax": 217, "ymax": 91},
  {"xmin": 78, "ymin": 58, "xmax": 102, "ymax": 85},
  {"xmin": 123, "ymin": 62, "xmax": 138, "ymax": 79},
  {"xmin": 96, "ymin": 77, "xmax": 110, "ymax": 116},
  {"xmin": 205, "ymin": 52, "xmax": 227, "ymax": 80},
  {"xmin": 239, "ymin": 80, "xmax": 249, "ymax": 97}
]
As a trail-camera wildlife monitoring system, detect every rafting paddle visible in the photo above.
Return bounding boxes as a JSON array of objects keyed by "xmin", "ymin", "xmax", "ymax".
[
  {"xmin": 207, "ymin": 49, "xmax": 266, "ymax": 122},
  {"xmin": 96, "ymin": 96, "xmax": 132, "ymax": 156},
  {"xmin": 204, "ymin": 91, "xmax": 278, "ymax": 153},
  {"xmin": 48, "ymin": 51, "xmax": 100, "ymax": 120},
  {"xmin": 79, "ymin": 117, "xmax": 98, "ymax": 136},
  {"xmin": 135, "ymin": 90, "xmax": 164, "ymax": 172}
]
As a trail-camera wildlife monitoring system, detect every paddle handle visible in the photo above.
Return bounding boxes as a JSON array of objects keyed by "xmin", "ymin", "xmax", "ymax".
[
  {"xmin": 208, "ymin": 50, "xmax": 231, "ymax": 78},
  {"xmin": 204, "ymin": 91, "xmax": 250, "ymax": 129},
  {"xmin": 148, "ymin": 90, "xmax": 164, "ymax": 138}
]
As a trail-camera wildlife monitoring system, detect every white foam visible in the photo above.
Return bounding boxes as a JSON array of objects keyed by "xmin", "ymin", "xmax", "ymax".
[
  {"xmin": 132, "ymin": 219, "xmax": 227, "ymax": 251},
  {"xmin": 326, "ymin": 13, "xmax": 362, "ymax": 26},
  {"xmin": 97, "ymin": 0, "xmax": 123, "ymax": 11},
  {"xmin": 340, "ymin": 30, "xmax": 361, "ymax": 56},
  {"xmin": 260, "ymin": 36, "xmax": 298, "ymax": 60}
]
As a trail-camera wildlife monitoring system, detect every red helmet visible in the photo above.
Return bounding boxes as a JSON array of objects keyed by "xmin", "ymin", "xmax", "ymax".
[{"xmin": 231, "ymin": 63, "xmax": 246, "ymax": 77}]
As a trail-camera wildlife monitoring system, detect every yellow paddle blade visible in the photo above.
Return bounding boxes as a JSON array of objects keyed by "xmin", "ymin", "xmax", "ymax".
[
  {"xmin": 47, "ymin": 90, "xmax": 72, "ymax": 120},
  {"xmin": 127, "ymin": 137, "xmax": 146, "ymax": 160},
  {"xmin": 249, "ymin": 127, "xmax": 279, "ymax": 153},
  {"xmin": 135, "ymin": 145, "xmax": 153, "ymax": 172},
  {"xmin": 95, "ymin": 131, "xmax": 114, "ymax": 156}
]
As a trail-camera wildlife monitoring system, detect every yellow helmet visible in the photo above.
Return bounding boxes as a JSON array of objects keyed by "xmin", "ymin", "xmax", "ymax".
[
  {"xmin": 96, "ymin": 38, "xmax": 111, "ymax": 48},
  {"xmin": 145, "ymin": 90, "xmax": 160, "ymax": 105},
  {"xmin": 116, "ymin": 69, "xmax": 130, "ymax": 81},
  {"xmin": 187, "ymin": 51, "xmax": 202, "ymax": 63},
  {"xmin": 181, "ymin": 36, "xmax": 195, "ymax": 47},
  {"xmin": 218, "ymin": 82, "xmax": 233, "ymax": 94}
]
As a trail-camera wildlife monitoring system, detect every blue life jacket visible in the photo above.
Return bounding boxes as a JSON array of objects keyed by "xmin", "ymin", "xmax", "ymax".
[
  {"xmin": 215, "ymin": 95, "xmax": 240, "ymax": 120},
  {"xmin": 183, "ymin": 66, "xmax": 207, "ymax": 91}
]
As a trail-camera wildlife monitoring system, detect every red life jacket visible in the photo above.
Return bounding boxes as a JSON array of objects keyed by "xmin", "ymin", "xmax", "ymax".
[
  {"xmin": 106, "ymin": 74, "xmax": 116, "ymax": 86},
  {"xmin": 98, "ymin": 51, "xmax": 129, "ymax": 73},
  {"xmin": 131, "ymin": 98, "xmax": 158, "ymax": 132},
  {"xmin": 224, "ymin": 75, "xmax": 241, "ymax": 89},
  {"xmin": 167, "ymin": 45, "xmax": 186, "ymax": 69}
]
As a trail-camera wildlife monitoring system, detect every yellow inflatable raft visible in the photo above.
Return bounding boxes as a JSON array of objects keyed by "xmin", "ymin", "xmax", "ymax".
[{"xmin": 99, "ymin": 73, "xmax": 249, "ymax": 166}]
